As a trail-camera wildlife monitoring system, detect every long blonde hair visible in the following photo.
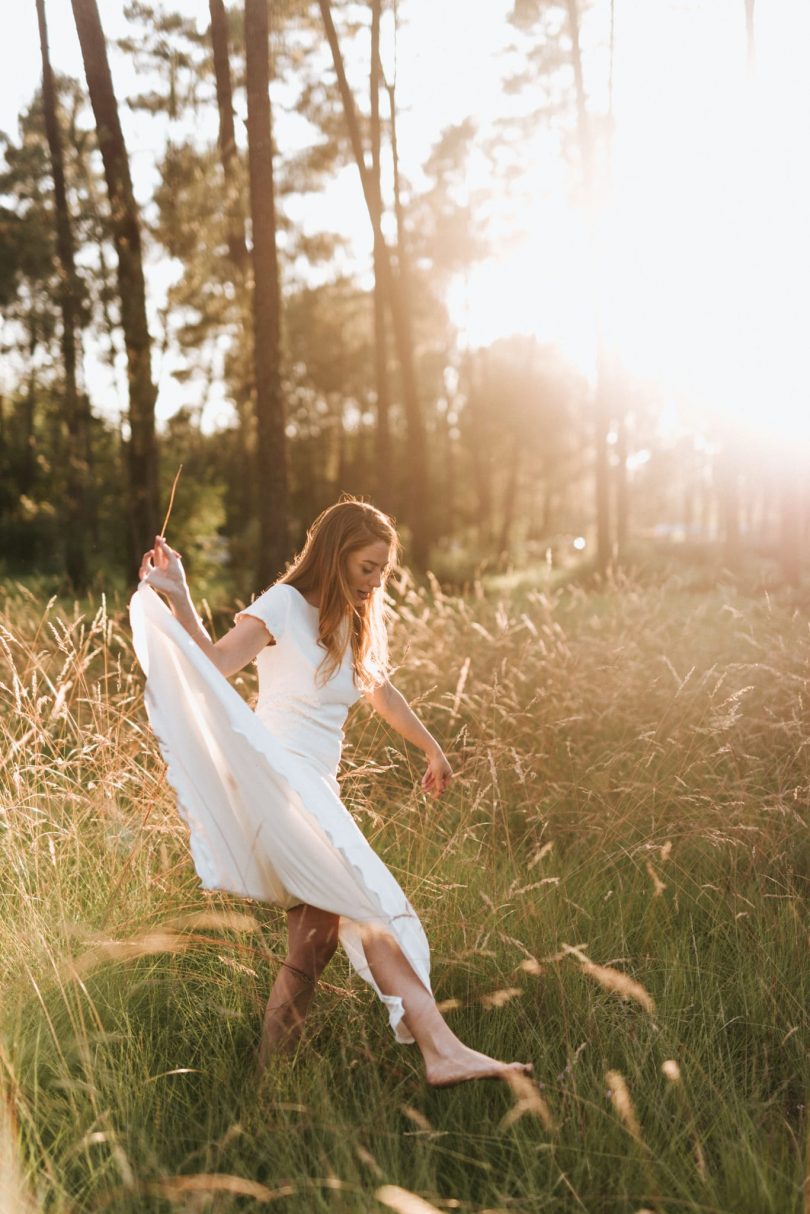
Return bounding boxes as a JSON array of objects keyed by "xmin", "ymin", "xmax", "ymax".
[{"xmin": 278, "ymin": 498, "xmax": 399, "ymax": 690}]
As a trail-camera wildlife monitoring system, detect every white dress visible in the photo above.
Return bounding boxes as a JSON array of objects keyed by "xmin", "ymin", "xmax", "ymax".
[{"xmin": 129, "ymin": 581, "xmax": 431, "ymax": 1043}]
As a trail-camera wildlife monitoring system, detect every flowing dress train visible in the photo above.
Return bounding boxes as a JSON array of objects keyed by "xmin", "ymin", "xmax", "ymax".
[{"xmin": 129, "ymin": 581, "xmax": 431, "ymax": 1042}]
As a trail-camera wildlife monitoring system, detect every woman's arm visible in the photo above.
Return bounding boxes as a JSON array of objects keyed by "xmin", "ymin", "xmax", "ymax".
[
  {"xmin": 365, "ymin": 678, "xmax": 453, "ymax": 798},
  {"xmin": 139, "ymin": 535, "xmax": 270, "ymax": 678}
]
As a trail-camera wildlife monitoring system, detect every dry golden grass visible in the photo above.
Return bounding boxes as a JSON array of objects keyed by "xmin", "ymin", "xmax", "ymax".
[{"xmin": 0, "ymin": 570, "xmax": 808, "ymax": 1212}]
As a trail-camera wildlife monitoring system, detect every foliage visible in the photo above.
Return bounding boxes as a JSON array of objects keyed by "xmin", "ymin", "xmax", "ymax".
[{"xmin": 0, "ymin": 1, "xmax": 800, "ymax": 586}]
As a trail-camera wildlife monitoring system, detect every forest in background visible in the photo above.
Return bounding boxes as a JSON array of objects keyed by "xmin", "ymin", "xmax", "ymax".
[{"xmin": 0, "ymin": 0, "xmax": 804, "ymax": 599}]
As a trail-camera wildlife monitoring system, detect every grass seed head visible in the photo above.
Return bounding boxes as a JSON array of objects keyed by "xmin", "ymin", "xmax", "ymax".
[
  {"xmin": 148, "ymin": 1173, "xmax": 293, "ymax": 1200},
  {"xmin": 574, "ymin": 953, "xmax": 656, "ymax": 1014},
  {"xmin": 375, "ymin": 1184, "xmax": 445, "ymax": 1214},
  {"xmin": 355, "ymin": 1143, "xmax": 383, "ymax": 1178},
  {"xmin": 70, "ymin": 930, "xmax": 189, "ymax": 977},
  {"xmin": 661, "ymin": 1059, "xmax": 682, "ymax": 1083},
  {"xmin": 400, "ymin": 1105, "xmax": 435, "ymax": 1134},
  {"xmin": 605, "ymin": 1070, "xmax": 643, "ymax": 1141},
  {"xmin": 645, "ymin": 861, "xmax": 667, "ymax": 897},
  {"xmin": 480, "ymin": 986, "xmax": 523, "ymax": 1008},
  {"xmin": 499, "ymin": 1070, "xmax": 556, "ymax": 1132}
]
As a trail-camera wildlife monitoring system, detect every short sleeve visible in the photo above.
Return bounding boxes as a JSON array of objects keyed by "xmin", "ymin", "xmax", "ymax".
[{"xmin": 234, "ymin": 583, "xmax": 291, "ymax": 643}]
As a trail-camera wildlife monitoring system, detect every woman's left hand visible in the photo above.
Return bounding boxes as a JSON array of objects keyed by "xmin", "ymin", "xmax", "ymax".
[
  {"xmin": 422, "ymin": 750, "xmax": 453, "ymax": 799},
  {"xmin": 139, "ymin": 535, "xmax": 188, "ymax": 602}
]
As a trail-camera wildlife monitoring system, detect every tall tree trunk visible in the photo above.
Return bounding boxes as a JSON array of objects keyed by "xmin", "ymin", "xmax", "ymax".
[
  {"xmin": 463, "ymin": 350, "xmax": 493, "ymax": 551},
  {"xmin": 369, "ymin": 0, "xmax": 391, "ymax": 509},
  {"xmin": 37, "ymin": 0, "xmax": 90, "ymax": 590},
  {"xmin": 540, "ymin": 486, "xmax": 555, "ymax": 536},
  {"xmin": 317, "ymin": 0, "xmax": 430, "ymax": 569},
  {"xmin": 209, "ymin": 0, "xmax": 248, "ymax": 272},
  {"xmin": 441, "ymin": 370, "xmax": 458, "ymax": 539},
  {"xmin": 497, "ymin": 431, "xmax": 521, "ymax": 561},
  {"xmin": 745, "ymin": 0, "xmax": 756, "ymax": 74},
  {"xmin": 20, "ymin": 342, "xmax": 38, "ymax": 498},
  {"xmin": 336, "ymin": 406, "xmax": 348, "ymax": 494},
  {"xmin": 244, "ymin": 0, "xmax": 288, "ymax": 585},
  {"xmin": 565, "ymin": 0, "xmax": 611, "ymax": 573},
  {"xmin": 70, "ymin": 0, "xmax": 158, "ymax": 570},
  {"xmin": 615, "ymin": 411, "xmax": 628, "ymax": 555},
  {"xmin": 718, "ymin": 445, "xmax": 741, "ymax": 568},
  {"xmin": 743, "ymin": 0, "xmax": 791, "ymax": 582},
  {"xmin": 386, "ymin": 70, "xmax": 419, "ymax": 434},
  {"xmin": 209, "ymin": 0, "xmax": 252, "ymax": 534}
]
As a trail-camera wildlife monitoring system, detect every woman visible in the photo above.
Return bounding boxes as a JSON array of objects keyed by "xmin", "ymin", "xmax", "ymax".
[{"xmin": 133, "ymin": 499, "xmax": 531, "ymax": 1086}]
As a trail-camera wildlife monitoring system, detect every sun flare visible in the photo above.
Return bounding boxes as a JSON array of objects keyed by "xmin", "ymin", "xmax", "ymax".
[{"xmin": 444, "ymin": 1, "xmax": 810, "ymax": 456}]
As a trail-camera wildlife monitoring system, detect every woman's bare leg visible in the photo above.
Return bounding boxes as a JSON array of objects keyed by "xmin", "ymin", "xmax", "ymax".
[
  {"xmin": 359, "ymin": 925, "xmax": 532, "ymax": 1087},
  {"xmin": 258, "ymin": 904, "xmax": 339, "ymax": 1069}
]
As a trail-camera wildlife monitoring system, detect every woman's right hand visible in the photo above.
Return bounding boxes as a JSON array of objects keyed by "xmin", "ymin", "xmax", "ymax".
[{"xmin": 139, "ymin": 535, "xmax": 188, "ymax": 602}]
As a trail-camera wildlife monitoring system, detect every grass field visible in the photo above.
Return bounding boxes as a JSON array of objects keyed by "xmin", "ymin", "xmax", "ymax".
[{"xmin": 1, "ymin": 570, "xmax": 808, "ymax": 1212}]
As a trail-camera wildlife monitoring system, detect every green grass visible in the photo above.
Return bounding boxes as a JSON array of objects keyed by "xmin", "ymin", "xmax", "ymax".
[{"xmin": 0, "ymin": 571, "xmax": 807, "ymax": 1212}]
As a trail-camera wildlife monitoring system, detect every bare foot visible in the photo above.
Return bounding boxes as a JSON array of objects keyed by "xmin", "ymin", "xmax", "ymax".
[
  {"xmin": 255, "ymin": 1005, "xmax": 306, "ymax": 1078},
  {"xmin": 257, "ymin": 1034, "xmax": 296, "ymax": 1074},
  {"xmin": 425, "ymin": 1046, "xmax": 533, "ymax": 1088}
]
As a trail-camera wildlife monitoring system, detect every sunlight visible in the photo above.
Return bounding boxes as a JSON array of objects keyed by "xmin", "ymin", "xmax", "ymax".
[
  {"xmin": 446, "ymin": 213, "xmax": 596, "ymax": 380},
  {"xmin": 446, "ymin": 142, "xmax": 597, "ymax": 378},
  {"xmin": 445, "ymin": 1, "xmax": 810, "ymax": 456},
  {"xmin": 599, "ymin": 1, "xmax": 810, "ymax": 453}
]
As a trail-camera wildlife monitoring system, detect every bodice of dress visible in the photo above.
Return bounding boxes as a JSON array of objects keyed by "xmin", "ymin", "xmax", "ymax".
[{"xmin": 236, "ymin": 583, "xmax": 362, "ymax": 779}]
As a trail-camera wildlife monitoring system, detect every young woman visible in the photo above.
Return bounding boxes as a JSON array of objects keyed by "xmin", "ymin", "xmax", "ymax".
[{"xmin": 133, "ymin": 499, "xmax": 531, "ymax": 1086}]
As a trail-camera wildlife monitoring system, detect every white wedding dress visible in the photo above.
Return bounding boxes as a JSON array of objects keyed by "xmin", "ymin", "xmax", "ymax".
[{"xmin": 129, "ymin": 581, "xmax": 431, "ymax": 1042}]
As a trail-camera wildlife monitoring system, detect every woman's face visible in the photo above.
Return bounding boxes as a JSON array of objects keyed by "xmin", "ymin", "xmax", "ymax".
[{"xmin": 345, "ymin": 541, "xmax": 391, "ymax": 605}]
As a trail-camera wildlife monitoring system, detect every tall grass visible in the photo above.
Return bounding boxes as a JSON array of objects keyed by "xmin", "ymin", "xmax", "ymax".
[{"xmin": 0, "ymin": 572, "xmax": 807, "ymax": 1212}]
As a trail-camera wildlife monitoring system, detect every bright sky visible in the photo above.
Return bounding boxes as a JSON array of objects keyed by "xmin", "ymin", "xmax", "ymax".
[{"xmin": 1, "ymin": 1, "xmax": 809, "ymax": 452}]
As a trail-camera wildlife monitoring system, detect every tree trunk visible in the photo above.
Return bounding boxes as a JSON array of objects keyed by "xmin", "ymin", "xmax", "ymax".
[
  {"xmin": 540, "ymin": 486, "xmax": 555, "ymax": 536},
  {"xmin": 369, "ymin": 0, "xmax": 391, "ymax": 509},
  {"xmin": 745, "ymin": 0, "xmax": 756, "ymax": 74},
  {"xmin": 209, "ymin": 0, "xmax": 248, "ymax": 272},
  {"xmin": 718, "ymin": 445, "xmax": 741, "ymax": 569},
  {"xmin": 497, "ymin": 431, "xmax": 521, "ymax": 560},
  {"xmin": 20, "ymin": 347, "xmax": 37, "ymax": 498},
  {"xmin": 244, "ymin": 0, "xmax": 288, "ymax": 585},
  {"xmin": 593, "ymin": 339, "xmax": 612, "ymax": 570},
  {"xmin": 565, "ymin": 0, "xmax": 611, "ymax": 574},
  {"xmin": 778, "ymin": 475, "xmax": 800, "ymax": 585},
  {"xmin": 463, "ymin": 350, "xmax": 493, "ymax": 550},
  {"xmin": 564, "ymin": 0, "xmax": 593, "ymax": 188},
  {"xmin": 317, "ymin": 0, "xmax": 430, "ymax": 568},
  {"xmin": 615, "ymin": 410, "xmax": 628, "ymax": 555},
  {"xmin": 441, "ymin": 375, "xmax": 457, "ymax": 539},
  {"xmin": 70, "ymin": 0, "xmax": 159, "ymax": 570},
  {"xmin": 209, "ymin": 0, "xmax": 253, "ymax": 535},
  {"xmin": 386, "ymin": 71, "xmax": 422, "ymax": 495},
  {"xmin": 37, "ymin": 0, "xmax": 90, "ymax": 590}
]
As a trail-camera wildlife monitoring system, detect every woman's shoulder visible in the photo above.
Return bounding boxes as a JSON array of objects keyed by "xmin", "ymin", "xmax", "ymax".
[
  {"xmin": 242, "ymin": 581, "xmax": 296, "ymax": 608},
  {"xmin": 234, "ymin": 581, "xmax": 300, "ymax": 638},
  {"xmin": 277, "ymin": 583, "xmax": 321, "ymax": 615}
]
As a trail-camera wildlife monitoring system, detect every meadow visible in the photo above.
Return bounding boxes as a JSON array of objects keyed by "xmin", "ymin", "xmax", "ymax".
[{"xmin": 0, "ymin": 567, "xmax": 807, "ymax": 1213}]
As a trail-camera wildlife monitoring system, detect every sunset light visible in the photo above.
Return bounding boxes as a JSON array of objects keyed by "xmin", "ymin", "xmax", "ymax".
[
  {"xmin": 2, "ymin": 4, "xmax": 809, "ymax": 1207},
  {"xmin": 438, "ymin": 2, "xmax": 810, "ymax": 457}
]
